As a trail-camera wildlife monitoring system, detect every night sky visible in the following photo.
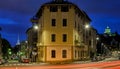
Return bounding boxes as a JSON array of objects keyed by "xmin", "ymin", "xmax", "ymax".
[{"xmin": 0, "ymin": 0, "xmax": 120, "ymax": 46}]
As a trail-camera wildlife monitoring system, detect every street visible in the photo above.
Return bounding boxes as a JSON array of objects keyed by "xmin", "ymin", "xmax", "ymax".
[{"xmin": 1, "ymin": 59, "xmax": 120, "ymax": 69}]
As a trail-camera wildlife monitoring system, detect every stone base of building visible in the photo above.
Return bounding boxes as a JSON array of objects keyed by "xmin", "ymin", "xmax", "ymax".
[{"xmin": 37, "ymin": 45, "xmax": 90, "ymax": 64}]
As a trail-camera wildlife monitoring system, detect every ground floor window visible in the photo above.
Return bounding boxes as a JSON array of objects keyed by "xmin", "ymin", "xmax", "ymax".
[
  {"xmin": 62, "ymin": 50, "xmax": 67, "ymax": 58},
  {"xmin": 51, "ymin": 50, "xmax": 56, "ymax": 58}
]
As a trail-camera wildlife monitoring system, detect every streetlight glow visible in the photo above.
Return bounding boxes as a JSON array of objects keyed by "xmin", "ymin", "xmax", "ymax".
[
  {"xmin": 96, "ymin": 37, "xmax": 99, "ymax": 40},
  {"xmin": 85, "ymin": 24, "xmax": 90, "ymax": 29},
  {"xmin": 33, "ymin": 25, "xmax": 38, "ymax": 30}
]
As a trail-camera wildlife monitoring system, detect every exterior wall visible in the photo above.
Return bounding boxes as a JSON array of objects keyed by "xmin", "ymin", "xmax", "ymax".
[
  {"xmin": 37, "ymin": 5, "xmax": 75, "ymax": 62},
  {"xmin": 35, "ymin": 1, "xmax": 95, "ymax": 63},
  {"xmin": 90, "ymin": 28, "xmax": 97, "ymax": 56},
  {"xmin": 46, "ymin": 46, "xmax": 72, "ymax": 62},
  {"xmin": 41, "ymin": 6, "xmax": 74, "ymax": 45},
  {"xmin": 73, "ymin": 10, "xmax": 91, "ymax": 60}
]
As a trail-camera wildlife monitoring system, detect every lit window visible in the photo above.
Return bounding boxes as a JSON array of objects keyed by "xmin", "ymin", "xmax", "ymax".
[
  {"xmin": 51, "ymin": 50, "xmax": 56, "ymax": 58},
  {"xmin": 52, "ymin": 19, "xmax": 56, "ymax": 26},
  {"xmin": 51, "ymin": 34, "xmax": 56, "ymax": 42},
  {"xmin": 62, "ymin": 50, "xmax": 67, "ymax": 58}
]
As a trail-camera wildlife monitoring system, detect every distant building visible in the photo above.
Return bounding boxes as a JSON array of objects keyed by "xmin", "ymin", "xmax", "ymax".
[
  {"xmin": 26, "ymin": 27, "xmax": 37, "ymax": 62},
  {"xmin": 30, "ymin": 0, "xmax": 97, "ymax": 63},
  {"xmin": 104, "ymin": 26, "xmax": 112, "ymax": 36},
  {"xmin": 96, "ymin": 26, "xmax": 120, "ymax": 56},
  {"xmin": 104, "ymin": 26, "xmax": 111, "ymax": 34},
  {"xmin": 89, "ymin": 27, "xmax": 97, "ymax": 58}
]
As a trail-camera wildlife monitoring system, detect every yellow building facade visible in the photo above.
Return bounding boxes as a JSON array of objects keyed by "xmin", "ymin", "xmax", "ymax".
[{"xmin": 31, "ymin": 0, "xmax": 96, "ymax": 63}]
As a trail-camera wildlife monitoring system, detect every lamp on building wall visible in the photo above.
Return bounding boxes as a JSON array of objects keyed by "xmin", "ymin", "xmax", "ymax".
[
  {"xmin": 32, "ymin": 24, "xmax": 38, "ymax": 62},
  {"xmin": 25, "ymin": 41, "xmax": 28, "ymax": 58},
  {"xmin": 84, "ymin": 24, "xmax": 90, "ymax": 44},
  {"xmin": 33, "ymin": 24, "xmax": 38, "ymax": 30},
  {"xmin": 85, "ymin": 24, "xmax": 90, "ymax": 29},
  {"xmin": 96, "ymin": 37, "xmax": 99, "ymax": 41},
  {"xmin": 84, "ymin": 24, "xmax": 90, "ymax": 60}
]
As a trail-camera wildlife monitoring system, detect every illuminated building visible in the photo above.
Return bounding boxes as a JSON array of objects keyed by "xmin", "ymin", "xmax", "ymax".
[
  {"xmin": 31, "ymin": 0, "xmax": 97, "ymax": 63},
  {"xmin": 104, "ymin": 26, "xmax": 112, "ymax": 36}
]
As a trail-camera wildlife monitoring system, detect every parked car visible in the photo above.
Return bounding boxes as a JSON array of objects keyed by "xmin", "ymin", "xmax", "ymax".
[
  {"xmin": 19, "ymin": 56, "xmax": 30, "ymax": 63},
  {"xmin": 22, "ymin": 58, "xmax": 30, "ymax": 63}
]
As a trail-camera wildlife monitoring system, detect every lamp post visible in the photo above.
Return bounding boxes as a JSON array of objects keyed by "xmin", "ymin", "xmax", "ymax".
[
  {"xmin": 25, "ymin": 41, "xmax": 28, "ymax": 58},
  {"xmin": 32, "ymin": 24, "xmax": 38, "ymax": 62},
  {"xmin": 96, "ymin": 36, "xmax": 99, "ymax": 56},
  {"xmin": 84, "ymin": 24, "xmax": 90, "ymax": 44},
  {"xmin": 84, "ymin": 24, "xmax": 90, "ymax": 60},
  {"xmin": 101, "ymin": 43, "xmax": 104, "ymax": 55},
  {"xmin": 33, "ymin": 24, "xmax": 38, "ymax": 30}
]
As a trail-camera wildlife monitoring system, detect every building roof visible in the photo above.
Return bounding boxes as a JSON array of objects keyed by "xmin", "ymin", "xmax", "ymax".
[{"xmin": 33, "ymin": 0, "xmax": 91, "ymax": 22}]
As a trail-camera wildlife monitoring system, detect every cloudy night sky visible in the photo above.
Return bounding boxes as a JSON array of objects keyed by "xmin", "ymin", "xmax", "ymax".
[{"xmin": 0, "ymin": 0, "xmax": 120, "ymax": 46}]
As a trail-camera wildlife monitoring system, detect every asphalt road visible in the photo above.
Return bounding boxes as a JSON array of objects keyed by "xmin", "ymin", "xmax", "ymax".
[{"xmin": 1, "ymin": 60, "xmax": 120, "ymax": 69}]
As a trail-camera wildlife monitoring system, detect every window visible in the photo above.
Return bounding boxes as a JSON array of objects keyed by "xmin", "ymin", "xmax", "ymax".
[
  {"xmin": 89, "ymin": 40, "xmax": 91, "ymax": 46},
  {"xmin": 51, "ymin": 50, "xmax": 56, "ymax": 58},
  {"xmin": 61, "ymin": 6, "xmax": 69, "ymax": 12},
  {"xmin": 75, "ymin": 50, "xmax": 77, "ymax": 58},
  {"xmin": 62, "ymin": 50, "xmax": 67, "ymax": 58},
  {"xmin": 63, "ymin": 19, "xmax": 67, "ymax": 27},
  {"xmin": 52, "ymin": 19, "xmax": 56, "ymax": 26},
  {"xmin": 50, "ymin": 6, "xmax": 58, "ymax": 12},
  {"xmin": 51, "ymin": 34, "xmax": 56, "ymax": 42},
  {"xmin": 63, "ymin": 34, "xmax": 67, "ymax": 42}
]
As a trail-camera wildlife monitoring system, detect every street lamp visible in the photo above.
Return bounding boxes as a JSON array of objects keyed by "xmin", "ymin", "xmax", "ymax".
[
  {"xmin": 96, "ymin": 37, "xmax": 99, "ymax": 41},
  {"xmin": 84, "ymin": 24, "xmax": 90, "ymax": 44},
  {"xmin": 33, "ymin": 24, "xmax": 38, "ymax": 30},
  {"xmin": 84, "ymin": 24, "xmax": 90, "ymax": 60},
  {"xmin": 85, "ymin": 24, "xmax": 90, "ymax": 29},
  {"xmin": 32, "ymin": 24, "xmax": 38, "ymax": 62},
  {"xmin": 25, "ymin": 41, "xmax": 28, "ymax": 58}
]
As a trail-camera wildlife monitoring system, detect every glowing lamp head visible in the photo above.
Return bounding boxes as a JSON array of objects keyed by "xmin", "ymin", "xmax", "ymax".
[
  {"xmin": 85, "ymin": 24, "xmax": 90, "ymax": 29},
  {"xmin": 33, "ymin": 25, "xmax": 38, "ymax": 30}
]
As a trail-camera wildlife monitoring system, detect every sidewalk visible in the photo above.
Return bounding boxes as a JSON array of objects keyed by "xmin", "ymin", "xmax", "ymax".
[
  {"xmin": 73, "ymin": 57, "xmax": 119, "ymax": 64},
  {"xmin": 73, "ymin": 60, "xmax": 91, "ymax": 64},
  {"xmin": 103, "ymin": 57, "xmax": 119, "ymax": 61},
  {"xmin": 0, "ymin": 62, "xmax": 49, "ymax": 67}
]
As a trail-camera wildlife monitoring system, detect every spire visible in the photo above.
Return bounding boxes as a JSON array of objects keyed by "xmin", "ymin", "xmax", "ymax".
[{"xmin": 16, "ymin": 35, "xmax": 20, "ymax": 45}]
